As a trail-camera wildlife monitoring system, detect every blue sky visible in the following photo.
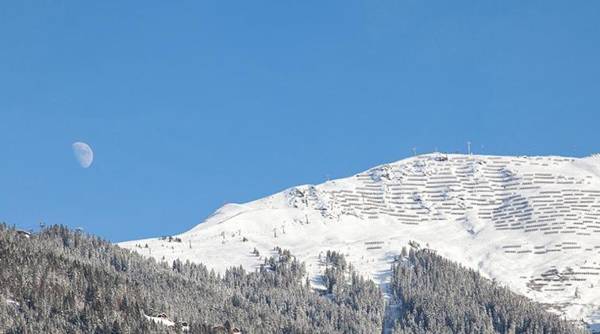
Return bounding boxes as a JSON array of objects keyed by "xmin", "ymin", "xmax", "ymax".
[{"xmin": 1, "ymin": 1, "xmax": 599, "ymax": 241}]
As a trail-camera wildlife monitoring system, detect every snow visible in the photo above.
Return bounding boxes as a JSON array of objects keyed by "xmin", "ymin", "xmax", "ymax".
[
  {"xmin": 144, "ymin": 314, "xmax": 175, "ymax": 327},
  {"xmin": 144, "ymin": 314, "xmax": 189, "ymax": 331},
  {"xmin": 5, "ymin": 299, "xmax": 19, "ymax": 308},
  {"xmin": 121, "ymin": 153, "xmax": 600, "ymax": 329}
]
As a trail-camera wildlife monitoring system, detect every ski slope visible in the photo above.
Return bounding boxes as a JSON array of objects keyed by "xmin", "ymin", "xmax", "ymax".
[{"xmin": 120, "ymin": 153, "xmax": 600, "ymax": 328}]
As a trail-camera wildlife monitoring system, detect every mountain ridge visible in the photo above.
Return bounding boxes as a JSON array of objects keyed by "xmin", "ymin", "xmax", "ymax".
[{"xmin": 120, "ymin": 153, "xmax": 600, "ymax": 329}]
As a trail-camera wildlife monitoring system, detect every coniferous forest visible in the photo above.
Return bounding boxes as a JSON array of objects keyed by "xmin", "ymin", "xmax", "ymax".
[
  {"xmin": 389, "ymin": 248, "xmax": 587, "ymax": 334},
  {"xmin": 0, "ymin": 224, "xmax": 382, "ymax": 333},
  {"xmin": 0, "ymin": 224, "xmax": 587, "ymax": 333}
]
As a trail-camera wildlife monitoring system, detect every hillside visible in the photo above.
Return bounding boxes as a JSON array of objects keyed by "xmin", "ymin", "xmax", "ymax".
[
  {"xmin": 0, "ymin": 224, "xmax": 585, "ymax": 333},
  {"xmin": 121, "ymin": 153, "xmax": 600, "ymax": 329},
  {"xmin": 0, "ymin": 224, "xmax": 384, "ymax": 333}
]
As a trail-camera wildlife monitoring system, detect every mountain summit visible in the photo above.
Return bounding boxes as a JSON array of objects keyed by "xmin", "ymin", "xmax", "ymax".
[{"xmin": 121, "ymin": 153, "xmax": 600, "ymax": 328}]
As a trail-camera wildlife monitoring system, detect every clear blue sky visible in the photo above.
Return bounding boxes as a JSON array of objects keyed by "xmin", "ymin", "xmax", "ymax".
[{"xmin": 1, "ymin": 1, "xmax": 599, "ymax": 241}]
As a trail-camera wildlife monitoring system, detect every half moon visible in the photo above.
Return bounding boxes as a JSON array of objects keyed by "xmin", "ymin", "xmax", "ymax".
[{"xmin": 72, "ymin": 142, "xmax": 94, "ymax": 168}]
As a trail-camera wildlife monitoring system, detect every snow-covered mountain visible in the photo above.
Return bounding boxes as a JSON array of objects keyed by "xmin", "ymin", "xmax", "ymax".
[{"xmin": 120, "ymin": 153, "xmax": 600, "ymax": 328}]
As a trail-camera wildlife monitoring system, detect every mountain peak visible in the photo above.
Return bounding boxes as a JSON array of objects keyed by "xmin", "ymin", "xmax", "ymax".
[{"xmin": 121, "ymin": 153, "xmax": 600, "ymax": 327}]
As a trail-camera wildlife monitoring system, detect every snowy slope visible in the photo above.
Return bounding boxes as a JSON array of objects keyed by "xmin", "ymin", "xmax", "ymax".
[{"xmin": 120, "ymin": 153, "xmax": 600, "ymax": 328}]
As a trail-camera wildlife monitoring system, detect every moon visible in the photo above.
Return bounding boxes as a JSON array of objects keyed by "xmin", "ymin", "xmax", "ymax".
[{"xmin": 72, "ymin": 142, "xmax": 94, "ymax": 168}]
